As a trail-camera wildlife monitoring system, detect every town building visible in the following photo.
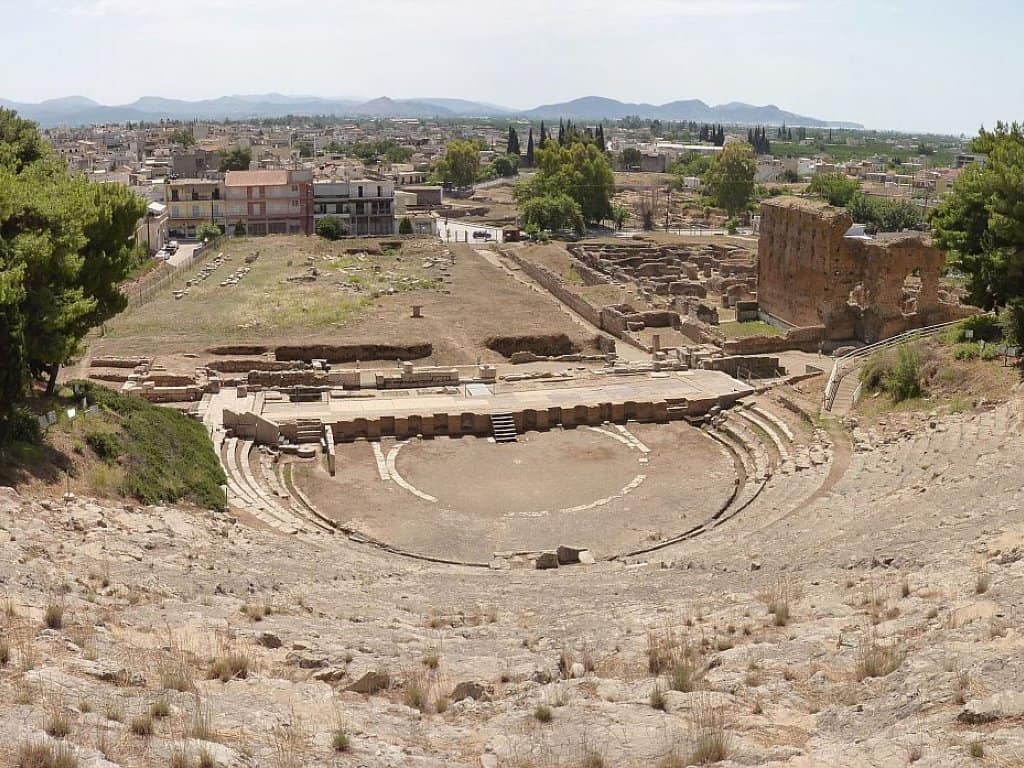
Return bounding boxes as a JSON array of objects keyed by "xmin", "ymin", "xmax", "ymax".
[
  {"xmin": 313, "ymin": 179, "xmax": 395, "ymax": 236},
  {"xmin": 224, "ymin": 169, "xmax": 314, "ymax": 236},
  {"xmin": 164, "ymin": 178, "xmax": 226, "ymax": 239}
]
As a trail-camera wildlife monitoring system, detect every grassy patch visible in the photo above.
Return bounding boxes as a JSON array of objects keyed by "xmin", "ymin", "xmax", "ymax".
[
  {"xmin": 719, "ymin": 320, "xmax": 783, "ymax": 339},
  {"xmin": 77, "ymin": 382, "xmax": 226, "ymax": 510}
]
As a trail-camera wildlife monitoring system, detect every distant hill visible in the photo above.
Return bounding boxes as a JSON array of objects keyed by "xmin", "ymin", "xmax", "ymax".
[
  {"xmin": 521, "ymin": 96, "xmax": 862, "ymax": 128},
  {"xmin": 0, "ymin": 93, "xmax": 861, "ymax": 129}
]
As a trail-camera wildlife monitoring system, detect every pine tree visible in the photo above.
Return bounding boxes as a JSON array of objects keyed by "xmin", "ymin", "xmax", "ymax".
[{"xmin": 525, "ymin": 127, "xmax": 535, "ymax": 165}]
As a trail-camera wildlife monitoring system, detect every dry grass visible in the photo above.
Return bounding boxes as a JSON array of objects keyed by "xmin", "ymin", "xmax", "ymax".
[
  {"xmin": 403, "ymin": 668, "xmax": 431, "ymax": 713},
  {"xmin": 207, "ymin": 646, "xmax": 252, "ymax": 683},
  {"xmin": 129, "ymin": 713, "xmax": 154, "ymax": 737},
  {"xmin": 760, "ymin": 577, "xmax": 799, "ymax": 627},
  {"xmin": 16, "ymin": 740, "xmax": 78, "ymax": 768},
  {"xmin": 856, "ymin": 631, "xmax": 905, "ymax": 681},
  {"xmin": 43, "ymin": 603, "xmax": 64, "ymax": 630}
]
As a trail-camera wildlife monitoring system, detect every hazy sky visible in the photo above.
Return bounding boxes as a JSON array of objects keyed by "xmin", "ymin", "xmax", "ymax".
[{"xmin": 2, "ymin": 0, "xmax": 1019, "ymax": 134}]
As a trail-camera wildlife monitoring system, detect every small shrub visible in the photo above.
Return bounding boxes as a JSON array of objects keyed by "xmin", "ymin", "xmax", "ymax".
[
  {"xmin": 207, "ymin": 650, "xmax": 250, "ymax": 682},
  {"xmin": 43, "ymin": 603, "xmax": 64, "ymax": 630},
  {"xmin": 422, "ymin": 651, "xmax": 440, "ymax": 669},
  {"xmin": 0, "ymin": 637, "xmax": 9, "ymax": 665},
  {"xmin": 150, "ymin": 698, "xmax": 171, "ymax": 718},
  {"xmin": 130, "ymin": 713, "xmax": 154, "ymax": 736},
  {"xmin": 331, "ymin": 728, "xmax": 350, "ymax": 752},
  {"xmin": 533, "ymin": 704, "xmax": 553, "ymax": 723},
  {"xmin": 687, "ymin": 696, "xmax": 730, "ymax": 765},
  {"xmin": 968, "ymin": 740, "xmax": 984, "ymax": 759},
  {"xmin": 885, "ymin": 345, "xmax": 923, "ymax": 402},
  {"xmin": 197, "ymin": 748, "xmax": 217, "ymax": 768},
  {"xmin": 85, "ymin": 430, "xmax": 123, "ymax": 461},
  {"xmin": 957, "ymin": 314, "xmax": 1003, "ymax": 343}
]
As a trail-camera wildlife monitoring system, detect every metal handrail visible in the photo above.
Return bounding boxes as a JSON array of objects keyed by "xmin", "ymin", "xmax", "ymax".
[{"xmin": 822, "ymin": 317, "xmax": 976, "ymax": 412}]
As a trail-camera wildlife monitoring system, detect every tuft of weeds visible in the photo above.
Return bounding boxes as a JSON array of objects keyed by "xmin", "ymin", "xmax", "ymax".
[
  {"xmin": 129, "ymin": 713, "xmax": 154, "ymax": 737},
  {"xmin": 533, "ymin": 704, "xmax": 553, "ymax": 723},
  {"xmin": 649, "ymin": 681, "xmax": 667, "ymax": 712},
  {"xmin": 856, "ymin": 631, "xmax": 905, "ymax": 681},
  {"xmin": 16, "ymin": 740, "xmax": 78, "ymax": 768},
  {"xmin": 43, "ymin": 603, "xmax": 64, "ymax": 630},
  {"xmin": 331, "ymin": 727, "xmax": 351, "ymax": 752}
]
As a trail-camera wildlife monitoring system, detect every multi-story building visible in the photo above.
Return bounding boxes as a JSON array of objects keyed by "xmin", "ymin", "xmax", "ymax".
[
  {"xmin": 164, "ymin": 178, "xmax": 226, "ymax": 239},
  {"xmin": 224, "ymin": 169, "xmax": 314, "ymax": 236},
  {"xmin": 313, "ymin": 179, "xmax": 395, "ymax": 236}
]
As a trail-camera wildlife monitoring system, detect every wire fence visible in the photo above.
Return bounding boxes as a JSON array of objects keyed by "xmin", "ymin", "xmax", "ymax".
[{"xmin": 123, "ymin": 239, "xmax": 222, "ymax": 311}]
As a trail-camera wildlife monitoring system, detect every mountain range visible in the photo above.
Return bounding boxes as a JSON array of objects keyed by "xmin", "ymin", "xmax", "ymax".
[{"xmin": 0, "ymin": 93, "xmax": 863, "ymax": 129}]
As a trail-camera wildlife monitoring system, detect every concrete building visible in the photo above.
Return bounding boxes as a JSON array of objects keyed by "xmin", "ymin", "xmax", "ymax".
[
  {"xmin": 225, "ymin": 169, "xmax": 314, "ymax": 236},
  {"xmin": 171, "ymin": 149, "xmax": 221, "ymax": 178},
  {"xmin": 164, "ymin": 179, "xmax": 226, "ymax": 239},
  {"xmin": 313, "ymin": 179, "xmax": 395, "ymax": 236}
]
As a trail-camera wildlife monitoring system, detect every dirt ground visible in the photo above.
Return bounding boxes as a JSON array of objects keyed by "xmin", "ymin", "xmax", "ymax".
[
  {"xmin": 87, "ymin": 238, "xmax": 603, "ymax": 372},
  {"xmin": 294, "ymin": 421, "xmax": 735, "ymax": 562}
]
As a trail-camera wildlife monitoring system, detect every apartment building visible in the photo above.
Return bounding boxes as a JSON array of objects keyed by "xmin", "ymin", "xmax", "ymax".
[
  {"xmin": 164, "ymin": 178, "xmax": 226, "ymax": 239},
  {"xmin": 225, "ymin": 169, "xmax": 314, "ymax": 236},
  {"xmin": 313, "ymin": 179, "xmax": 395, "ymax": 236}
]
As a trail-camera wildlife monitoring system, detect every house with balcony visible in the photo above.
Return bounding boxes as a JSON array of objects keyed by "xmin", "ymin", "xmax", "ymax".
[
  {"xmin": 224, "ymin": 169, "xmax": 314, "ymax": 236},
  {"xmin": 164, "ymin": 178, "xmax": 226, "ymax": 239},
  {"xmin": 313, "ymin": 179, "xmax": 395, "ymax": 236}
]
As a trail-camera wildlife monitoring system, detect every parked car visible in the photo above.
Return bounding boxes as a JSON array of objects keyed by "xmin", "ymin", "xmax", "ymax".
[
  {"xmin": 472, "ymin": 230, "xmax": 492, "ymax": 240},
  {"xmin": 166, "ymin": 241, "xmax": 179, "ymax": 254},
  {"xmin": 155, "ymin": 249, "xmax": 170, "ymax": 260}
]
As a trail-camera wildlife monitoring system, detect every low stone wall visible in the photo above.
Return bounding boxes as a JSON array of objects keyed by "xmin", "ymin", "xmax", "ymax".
[
  {"xmin": 503, "ymin": 250, "xmax": 604, "ymax": 329},
  {"xmin": 485, "ymin": 333, "xmax": 581, "ymax": 359},
  {"xmin": 706, "ymin": 355, "xmax": 783, "ymax": 379},
  {"xmin": 722, "ymin": 325, "xmax": 825, "ymax": 355},
  {"xmin": 90, "ymin": 356, "xmax": 151, "ymax": 369},
  {"xmin": 274, "ymin": 343, "xmax": 433, "ymax": 364},
  {"xmin": 209, "ymin": 359, "xmax": 303, "ymax": 374}
]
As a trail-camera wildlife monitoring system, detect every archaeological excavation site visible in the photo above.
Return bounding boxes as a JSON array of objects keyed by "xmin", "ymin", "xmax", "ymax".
[{"xmin": 3, "ymin": 202, "xmax": 1024, "ymax": 768}]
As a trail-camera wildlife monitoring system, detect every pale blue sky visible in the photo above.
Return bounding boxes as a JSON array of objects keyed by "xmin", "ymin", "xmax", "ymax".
[{"xmin": 1, "ymin": 0, "xmax": 1019, "ymax": 133}]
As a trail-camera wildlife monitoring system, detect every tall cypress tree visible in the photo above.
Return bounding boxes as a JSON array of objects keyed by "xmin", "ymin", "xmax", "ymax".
[
  {"xmin": 538, "ymin": 121, "xmax": 547, "ymax": 149},
  {"xmin": 558, "ymin": 118, "xmax": 566, "ymax": 146},
  {"xmin": 507, "ymin": 126, "xmax": 520, "ymax": 156},
  {"xmin": 525, "ymin": 127, "xmax": 535, "ymax": 165},
  {"xmin": 596, "ymin": 124, "xmax": 606, "ymax": 152}
]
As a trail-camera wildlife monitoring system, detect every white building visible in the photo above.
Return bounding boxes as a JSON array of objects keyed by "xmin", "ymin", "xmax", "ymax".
[{"xmin": 313, "ymin": 179, "xmax": 395, "ymax": 236}]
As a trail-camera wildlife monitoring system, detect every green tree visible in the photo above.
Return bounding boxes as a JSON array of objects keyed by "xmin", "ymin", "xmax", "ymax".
[
  {"xmin": 620, "ymin": 147, "xmax": 642, "ymax": 169},
  {"xmin": 435, "ymin": 139, "xmax": 481, "ymax": 188},
  {"xmin": 612, "ymin": 205, "xmax": 629, "ymax": 231},
  {"xmin": 398, "ymin": 217, "xmax": 414, "ymax": 235},
  {"xmin": 808, "ymin": 173, "xmax": 861, "ymax": 206},
  {"xmin": 0, "ymin": 110, "xmax": 146, "ymax": 409},
  {"xmin": 492, "ymin": 154, "xmax": 519, "ymax": 178},
  {"xmin": 169, "ymin": 127, "xmax": 195, "ymax": 147},
  {"xmin": 220, "ymin": 147, "xmax": 252, "ymax": 172},
  {"xmin": 295, "ymin": 140, "xmax": 313, "ymax": 158},
  {"xmin": 525, "ymin": 128, "xmax": 535, "ymax": 166},
  {"xmin": 315, "ymin": 216, "xmax": 346, "ymax": 240},
  {"xmin": 516, "ymin": 141, "xmax": 615, "ymax": 225},
  {"xmin": 931, "ymin": 125, "xmax": 1024, "ymax": 310},
  {"xmin": 196, "ymin": 222, "xmax": 221, "ymax": 242},
  {"xmin": 506, "ymin": 126, "xmax": 520, "ymax": 156},
  {"xmin": 704, "ymin": 142, "xmax": 756, "ymax": 217},
  {"xmin": 233, "ymin": 221, "xmax": 247, "ymax": 237},
  {"xmin": 521, "ymin": 194, "xmax": 584, "ymax": 234}
]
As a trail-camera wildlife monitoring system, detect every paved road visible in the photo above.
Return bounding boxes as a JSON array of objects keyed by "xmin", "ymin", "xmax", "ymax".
[{"xmin": 167, "ymin": 242, "xmax": 202, "ymax": 268}]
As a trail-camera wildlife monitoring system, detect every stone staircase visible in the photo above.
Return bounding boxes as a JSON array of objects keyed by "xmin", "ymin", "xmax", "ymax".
[
  {"xmin": 294, "ymin": 418, "xmax": 324, "ymax": 444},
  {"xmin": 490, "ymin": 412, "xmax": 518, "ymax": 444}
]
